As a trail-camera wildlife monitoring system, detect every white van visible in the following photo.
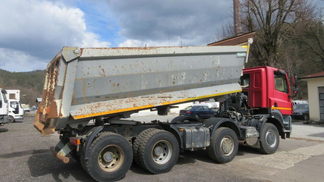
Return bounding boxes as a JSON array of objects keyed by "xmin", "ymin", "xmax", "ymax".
[
  {"xmin": 0, "ymin": 88, "xmax": 9, "ymax": 125},
  {"xmin": 6, "ymin": 90, "xmax": 24, "ymax": 123}
]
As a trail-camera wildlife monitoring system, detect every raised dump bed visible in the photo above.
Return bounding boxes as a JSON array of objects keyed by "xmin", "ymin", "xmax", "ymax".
[{"xmin": 34, "ymin": 45, "xmax": 249, "ymax": 134}]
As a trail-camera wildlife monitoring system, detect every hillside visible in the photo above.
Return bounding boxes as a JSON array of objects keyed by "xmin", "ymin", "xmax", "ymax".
[{"xmin": 0, "ymin": 69, "xmax": 46, "ymax": 106}]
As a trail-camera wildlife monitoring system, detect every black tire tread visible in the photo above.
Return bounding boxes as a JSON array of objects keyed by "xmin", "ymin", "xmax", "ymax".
[
  {"xmin": 133, "ymin": 128, "xmax": 157, "ymax": 167},
  {"xmin": 85, "ymin": 131, "xmax": 132, "ymax": 181},
  {"xmin": 259, "ymin": 123, "xmax": 279, "ymax": 154},
  {"xmin": 207, "ymin": 127, "xmax": 238, "ymax": 163},
  {"xmin": 138, "ymin": 129, "xmax": 178, "ymax": 173}
]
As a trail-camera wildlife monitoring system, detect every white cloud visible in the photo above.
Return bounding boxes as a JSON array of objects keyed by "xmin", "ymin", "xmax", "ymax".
[
  {"xmin": 107, "ymin": 0, "xmax": 232, "ymax": 46},
  {"xmin": 81, "ymin": 32, "xmax": 111, "ymax": 47},
  {"xmin": 0, "ymin": 48, "xmax": 47, "ymax": 72},
  {"xmin": 118, "ymin": 38, "xmax": 181, "ymax": 47},
  {"xmin": 0, "ymin": 0, "xmax": 110, "ymax": 72}
]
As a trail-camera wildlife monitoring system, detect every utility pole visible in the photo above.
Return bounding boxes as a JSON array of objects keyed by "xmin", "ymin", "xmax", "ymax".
[{"xmin": 233, "ymin": 0, "xmax": 242, "ymax": 35}]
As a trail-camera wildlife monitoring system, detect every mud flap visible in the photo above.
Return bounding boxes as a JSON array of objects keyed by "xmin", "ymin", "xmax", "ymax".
[{"xmin": 50, "ymin": 140, "xmax": 75, "ymax": 163}]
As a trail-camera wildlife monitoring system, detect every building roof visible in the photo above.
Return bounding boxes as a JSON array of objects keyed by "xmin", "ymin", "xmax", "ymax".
[
  {"xmin": 207, "ymin": 32, "xmax": 255, "ymax": 46},
  {"xmin": 300, "ymin": 71, "xmax": 324, "ymax": 80},
  {"xmin": 35, "ymin": 98, "xmax": 42, "ymax": 102}
]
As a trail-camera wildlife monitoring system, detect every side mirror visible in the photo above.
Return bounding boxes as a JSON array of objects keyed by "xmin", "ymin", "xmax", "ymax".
[
  {"xmin": 293, "ymin": 88, "xmax": 298, "ymax": 97},
  {"xmin": 292, "ymin": 74, "xmax": 298, "ymax": 87},
  {"xmin": 292, "ymin": 74, "xmax": 298, "ymax": 97}
]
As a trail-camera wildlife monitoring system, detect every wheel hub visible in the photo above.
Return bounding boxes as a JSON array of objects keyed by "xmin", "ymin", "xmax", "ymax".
[
  {"xmin": 103, "ymin": 152, "xmax": 114, "ymax": 162},
  {"xmin": 266, "ymin": 131, "xmax": 276, "ymax": 147},
  {"xmin": 221, "ymin": 137, "xmax": 234, "ymax": 155},
  {"xmin": 153, "ymin": 146, "xmax": 163, "ymax": 156},
  {"xmin": 152, "ymin": 140, "xmax": 172, "ymax": 164}
]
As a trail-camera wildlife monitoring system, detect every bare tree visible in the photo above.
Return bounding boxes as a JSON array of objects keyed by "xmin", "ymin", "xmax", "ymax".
[{"xmin": 241, "ymin": 0, "xmax": 316, "ymax": 68}]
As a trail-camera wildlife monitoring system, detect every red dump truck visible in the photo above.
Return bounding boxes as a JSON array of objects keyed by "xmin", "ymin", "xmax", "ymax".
[{"xmin": 34, "ymin": 40, "xmax": 297, "ymax": 181}]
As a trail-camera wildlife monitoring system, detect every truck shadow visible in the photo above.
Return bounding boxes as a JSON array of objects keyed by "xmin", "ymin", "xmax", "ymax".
[
  {"xmin": 237, "ymin": 145, "xmax": 261, "ymax": 155},
  {"xmin": 27, "ymin": 150, "xmax": 95, "ymax": 182},
  {"xmin": 0, "ymin": 128, "xmax": 9, "ymax": 132},
  {"xmin": 26, "ymin": 147, "xmax": 263, "ymax": 180}
]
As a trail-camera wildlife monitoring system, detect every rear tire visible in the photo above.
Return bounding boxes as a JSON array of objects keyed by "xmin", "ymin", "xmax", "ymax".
[
  {"xmin": 208, "ymin": 127, "xmax": 238, "ymax": 163},
  {"xmin": 138, "ymin": 129, "xmax": 179, "ymax": 173},
  {"xmin": 259, "ymin": 123, "xmax": 279, "ymax": 154},
  {"xmin": 85, "ymin": 132, "xmax": 132, "ymax": 181},
  {"xmin": 133, "ymin": 128, "xmax": 157, "ymax": 167}
]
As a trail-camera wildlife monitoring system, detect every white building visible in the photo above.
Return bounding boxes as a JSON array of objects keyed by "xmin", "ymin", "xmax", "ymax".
[{"xmin": 300, "ymin": 71, "xmax": 324, "ymax": 122}]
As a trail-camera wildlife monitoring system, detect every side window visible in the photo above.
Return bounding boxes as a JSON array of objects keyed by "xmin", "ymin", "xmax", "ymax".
[
  {"xmin": 240, "ymin": 74, "xmax": 250, "ymax": 87},
  {"xmin": 203, "ymin": 106, "xmax": 209, "ymax": 110},
  {"xmin": 274, "ymin": 71, "xmax": 288, "ymax": 93}
]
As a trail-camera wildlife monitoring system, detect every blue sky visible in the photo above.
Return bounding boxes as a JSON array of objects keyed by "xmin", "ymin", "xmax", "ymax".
[{"xmin": 0, "ymin": 0, "xmax": 323, "ymax": 72}]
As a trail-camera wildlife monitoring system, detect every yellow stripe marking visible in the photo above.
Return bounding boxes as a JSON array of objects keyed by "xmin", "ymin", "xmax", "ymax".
[
  {"xmin": 271, "ymin": 107, "xmax": 291, "ymax": 111},
  {"xmin": 73, "ymin": 89, "xmax": 242, "ymax": 120}
]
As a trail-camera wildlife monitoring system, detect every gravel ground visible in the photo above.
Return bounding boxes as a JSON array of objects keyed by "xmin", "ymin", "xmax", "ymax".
[
  {"xmin": 1, "ymin": 114, "xmax": 324, "ymax": 182},
  {"xmin": 290, "ymin": 121, "xmax": 324, "ymax": 141}
]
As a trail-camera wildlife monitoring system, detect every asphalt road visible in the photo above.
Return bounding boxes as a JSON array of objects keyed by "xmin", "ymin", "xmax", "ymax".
[{"xmin": 1, "ymin": 114, "xmax": 324, "ymax": 182}]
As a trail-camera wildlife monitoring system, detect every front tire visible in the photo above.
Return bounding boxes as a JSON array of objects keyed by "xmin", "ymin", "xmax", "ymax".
[
  {"xmin": 208, "ymin": 127, "xmax": 238, "ymax": 163},
  {"xmin": 259, "ymin": 123, "xmax": 279, "ymax": 154},
  {"xmin": 85, "ymin": 132, "xmax": 132, "ymax": 181},
  {"xmin": 9, "ymin": 115, "xmax": 15, "ymax": 123},
  {"xmin": 138, "ymin": 129, "xmax": 179, "ymax": 174}
]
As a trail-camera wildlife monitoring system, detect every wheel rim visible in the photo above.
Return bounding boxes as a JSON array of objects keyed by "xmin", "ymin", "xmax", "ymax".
[
  {"xmin": 220, "ymin": 135, "xmax": 234, "ymax": 156},
  {"xmin": 151, "ymin": 140, "xmax": 172, "ymax": 164},
  {"xmin": 265, "ymin": 130, "xmax": 277, "ymax": 148},
  {"xmin": 195, "ymin": 114, "xmax": 199, "ymax": 119},
  {"xmin": 98, "ymin": 144, "xmax": 124, "ymax": 172}
]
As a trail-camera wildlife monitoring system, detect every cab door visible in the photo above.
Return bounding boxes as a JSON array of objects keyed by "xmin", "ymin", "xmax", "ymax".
[{"xmin": 271, "ymin": 70, "xmax": 292, "ymax": 115}]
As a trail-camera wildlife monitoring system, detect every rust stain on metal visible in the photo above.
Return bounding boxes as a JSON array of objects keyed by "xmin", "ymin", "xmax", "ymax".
[
  {"xmin": 47, "ymin": 101, "xmax": 58, "ymax": 119},
  {"xmin": 100, "ymin": 68, "xmax": 106, "ymax": 77},
  {"xmin": 82, "ymin": 79, "xmax": 87, "ymax": 102},
  {"xmin": 34, "ymin": 56, "xmax": 61, "ymax": 134}
]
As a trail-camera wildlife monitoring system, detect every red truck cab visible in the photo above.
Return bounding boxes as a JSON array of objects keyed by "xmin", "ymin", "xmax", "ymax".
[{"xmin": 241, "ymin": 66, "xmax": 293, "ymax": 116}]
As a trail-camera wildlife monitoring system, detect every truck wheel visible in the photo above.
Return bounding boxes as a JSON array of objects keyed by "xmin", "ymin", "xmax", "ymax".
[
  {"xmin": 85, "ymin": 132, "xmax": 133, "ymax": 181},
  {"xmin": 259, "ymin": 123, "xmax": 279, "ymax": 154},
  {"xmin": 208, "ymin": 127, "xmax": 238, "ymax": 163},
  {"xmin": 138, "ymin": 129, "xmax": 179, "ymax": 174},
  {"xmin": 133, "ymin": 128, "xmax": 157, "ymax": 167},
  {"xmin": 9, "ymin": 116, "xmax": 15, "ymax": 123}
]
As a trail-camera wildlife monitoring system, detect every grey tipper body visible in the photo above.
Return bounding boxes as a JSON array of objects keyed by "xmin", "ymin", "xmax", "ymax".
[{"xmin": 39, "ymin": 46, "xmax": 247, "ymax": 127}]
